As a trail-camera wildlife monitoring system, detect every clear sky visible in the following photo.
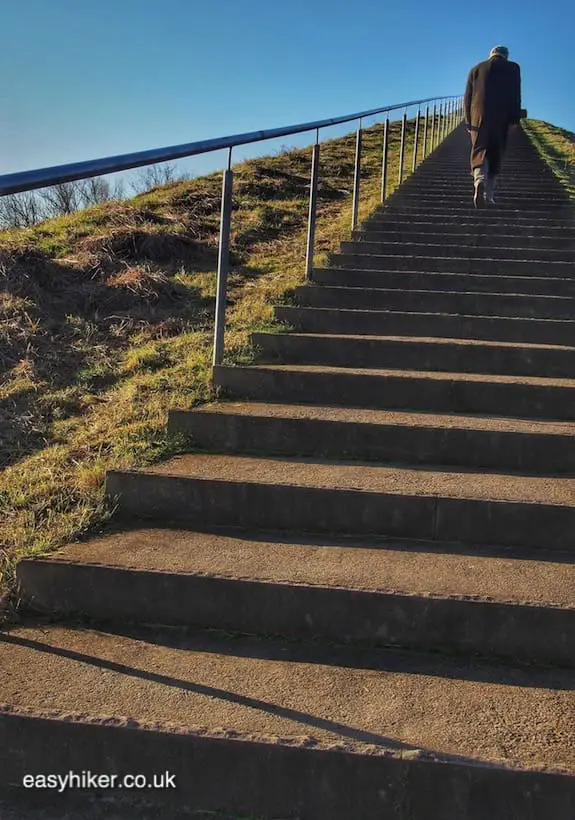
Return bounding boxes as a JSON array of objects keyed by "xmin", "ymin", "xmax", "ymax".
[{"xmin": 1, "ymin": 0, "xmax": 574, "ymax": 181}]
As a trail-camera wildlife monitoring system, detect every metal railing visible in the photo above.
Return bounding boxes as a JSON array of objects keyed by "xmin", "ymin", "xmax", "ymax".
[{"xmin": 0, "ymin": 94, "xmax": 464, "ymax": 367}]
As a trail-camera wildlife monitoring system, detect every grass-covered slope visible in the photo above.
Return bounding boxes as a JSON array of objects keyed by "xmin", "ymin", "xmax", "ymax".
[
  {"xmin": 523, "ymin": 119, "xmax": 575, "ymax": 199},
  {"xmin": 0, "ymin": 118, "xmax": 416, "ymax": 603}
]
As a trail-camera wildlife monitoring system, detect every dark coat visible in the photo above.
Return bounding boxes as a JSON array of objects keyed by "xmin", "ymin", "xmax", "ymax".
[
  {"xmin": 464, "ymin": 56, "xmax": 522, "ymax": 129},
  {"xmin": 464, "ymin": 56, "xmax": 522, "ymax": 173}
]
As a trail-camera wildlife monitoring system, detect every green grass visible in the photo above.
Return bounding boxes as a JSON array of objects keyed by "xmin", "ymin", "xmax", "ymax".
[
  {"xmin": 0, "ymin": 116, "xmax": 427, "ymax": 608},
  {"xmin": 522, "ymin": 119, "xmax": 575, "ymax": 199}
]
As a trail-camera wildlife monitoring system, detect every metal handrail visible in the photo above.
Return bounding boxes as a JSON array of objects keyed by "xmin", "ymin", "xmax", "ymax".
[
  {"xmin": 0, "ymin": 95, "xmax": 459, "ymax": 197},
  {"xmin": 0, "ymin": 93, "xmax": 465, "ymax": 369}
]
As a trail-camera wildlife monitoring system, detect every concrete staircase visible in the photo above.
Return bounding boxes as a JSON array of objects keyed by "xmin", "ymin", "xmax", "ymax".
[{"xmin": 2, "ymin": 124, "xmax": 575, "ymax": 819}]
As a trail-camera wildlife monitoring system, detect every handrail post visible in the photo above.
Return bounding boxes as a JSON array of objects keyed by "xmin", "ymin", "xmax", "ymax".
[
  {"xmin": 381, "ymin": 116, "xmax": 390, "ymax": 202},
  {"xmin": 398, "ymin": 111, "xmax": 407, "ymax": 184},
  {"xmin": 430, "ymin": 104, "xmax": 437, "ymax": 153},
  {"xmin": 437, "ymin": 103, "xmax": 444, "ymax": 146},
  {"xmin": 422, "ymin": 106, "xmax": 430, "ymax": 158},
  {"xmin": 212, "ymin": 148, "xmax": 234, "ymax": 368},
  {"xmin": 412, "ymin": 109, "xmax": 421, "ymax": 173},
  {"xmin": 351, "ymin": 119, "xmax": 362, "ymax": 230},
  {"xmin": 305, "ymin": 130, "xmax": 320, "ymax": 280}
]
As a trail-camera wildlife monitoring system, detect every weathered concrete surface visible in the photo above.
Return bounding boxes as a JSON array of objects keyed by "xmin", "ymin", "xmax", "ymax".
[
  {"xmin": 275, "ymin": 305, "xmax": 575, "ymax": 345},
  {"xmin": 251, "ymin": 331, "xmax": 575, "ymax": 377},
  {"xmin": 313, "ymin": 267, "xmax": 575, "ymax": 294},
  {"xmin": 296, "ymin": 283, "xmax": 575, "ymax": 317},
  {"xmin": 16, "ymin": 527, "xmax": 575, "ymax": 664},
  {"xmin": 4, "ymin": 623, "xmax": 572, "ymax": 767},
  {"xmin": 169, "ymin": 402, "xmax": 575, "ymax": 472},
  {"xmin": 214, "ymin": 363, "xmax": 575, "ymax": 420}
]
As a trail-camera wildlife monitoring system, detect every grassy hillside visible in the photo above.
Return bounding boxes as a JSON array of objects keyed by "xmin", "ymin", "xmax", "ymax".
[
  {"xmin": 523, "ymin": 119, "xmax": 575, "ymax": 199},
  {"xmin": 0, "ymin": 117, "xmax": 419, "ymax": 608}
]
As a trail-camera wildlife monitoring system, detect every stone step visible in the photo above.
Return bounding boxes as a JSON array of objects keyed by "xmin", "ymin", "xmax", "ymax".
[
  {"xmin": 313, "ymin": 267, "xmax": 575, "ymax": 296},
  {"xmin": 355, "ymin": 228, "xmax": 575, "ymax": 250},
  {"xmin": 366, "ymin": 219, "xmax": 575, "ymax": 238},
  {"xmin": 401, "ymin": 177, "xmax": 565, "ymax": 191},
  {"xmin": 294, "ymin": 284, "xmax": 575, "ymax": 320},
  {"xmin": 412, "ymin": 166, "xmax": 562, "ymax": 173},
  {"xmin": 276, "ymin": 306, "xmax": 575, "ymax": 346},
  {"xmin": 390, "ymin": 195, "xmax": 570, "ymax": 210},
  {"xmin": 335, "ymin": 250, "xmax": 575, "ymax": 279},
  {"xmin": 346, "ymin": 241, "xmax": 575, "ymax": 263},
  {"xmin": 398, "ymin": 186, "xmax": 568, "ymax": 200},
  {"xmin": 16, "ymin": 528, "xmax": 575, "ymax": 665},
  {"xmin": 399, "ymin": 173, "xmax": 566, "ymax": 186},
  {"xmin": 382, "ymin": 203, "xmax": 573, "ymax": 219},
  {"xmin": 168, "ymin": 402, "xmax": 575, "ymax": 474},
  {"xmin": 2, "ymin": 625, "xmax": 574, "ymax": 818},
  {"xmin": 215, "ymin": 363, "xmax": 575, "ymax": 421},
  {"xmin": 251, "ymin": 332, "xmax": 575, "ymax": 379},
  {"xmin": 368, "ymin": 211, "xmax": 573, "ymax": 228},
  {"xmin": 105, "ymin": 452, "xmax": 575, "ymax": 549}
]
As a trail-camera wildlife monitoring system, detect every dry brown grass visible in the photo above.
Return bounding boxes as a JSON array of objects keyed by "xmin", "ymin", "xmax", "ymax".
[{"xmin": 523, "ymin": 119, "xmax": 575, "ymax": 199}]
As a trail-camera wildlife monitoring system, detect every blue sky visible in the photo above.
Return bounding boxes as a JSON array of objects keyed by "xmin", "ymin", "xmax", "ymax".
[{"xmin": 1, "ymin": 0, "xmax": 574, "ymax": 182}]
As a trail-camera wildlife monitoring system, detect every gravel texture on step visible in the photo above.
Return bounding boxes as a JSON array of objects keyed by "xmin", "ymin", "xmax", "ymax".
[
  {"xmin": 43, "ymin": 527, "xmax": 575, "ymax": 607},
  {"xmin": 144, "ymin": 453, "xmax": 575, "ymax": 506},
  {"xmin": 192, "ymin": 401, "xmax": 575, "ymax": 435},
  {"xmin": 1, "ymin": 625, "xmax": 574, "ymax": 771}
]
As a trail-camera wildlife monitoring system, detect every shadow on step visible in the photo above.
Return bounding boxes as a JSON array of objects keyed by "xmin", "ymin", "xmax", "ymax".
[
  {"xmin": 3, "ymin": 626, "xmax": 574, "ymax": 770},
  {"xmin": 0, "ymin": 629, "xmax": 457, "ymax": 761}
]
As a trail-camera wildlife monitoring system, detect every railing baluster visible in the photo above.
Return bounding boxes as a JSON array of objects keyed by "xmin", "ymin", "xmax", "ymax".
[
  {"xmin": 305, "ymin": 129, "xmax": 320, "ymax": 281},
  {"xmin": 398, "ymin": 111, "xmax": 407, "ymax": 184},
  {"xmin": 381, "ymin": 116, "xmax": 389, "ymax": 202},
  {"xmin": 412, "ymin": 109, "xmax": 421, "ymax": 173},
  {"xmin": 430, "ymin": 104, "xmax": 437, "ymax": 152},
  {"xmin": 422, "ymin": 106, "xmax": 430, "ymax": 158},
  {"xmin": 351, "ymin": 119, "xmax": 362, "ymax": 230},
  {"xmin": 212, "ymin": 148, "xmax": 234, "ymax": 367}
]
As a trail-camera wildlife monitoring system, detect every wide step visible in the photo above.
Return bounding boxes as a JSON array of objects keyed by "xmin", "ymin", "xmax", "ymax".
[
  {"xmin": 168, "ymin": 401, "xmax": 575, "ymax": 473},
  {"xmin": 295, "ymin": 284, "xmax": 575, "ymax": 318},
  {"xmin": 313, "ymin": 267, "xmax": 575, "ymax": 296},
  {"xmin": 106, "ymin": 452, "xmax": 575, "ymax": 549},
  {"xmin": 1, "ymin": 624, "xmax": 575, "ymax": 819},
  {"xmin": 214, "ymin": 363, "xmax": 575, "ymax": 421},
  {"xmin": 15, "ymin": 527, "xmax": 575, "ymax": 665},
  {"xmin": 251, "ymin": 332, "xmax": 575, "ymax": 378},
  {"xmin": 342, "ymin": 240, "xmax": 575, "ymax": 263},
  {"xmin": 334, "ymin": 249, "xmax": 575, "ymax": 277},
  {"xmin": 276, "ymin": 306, "xmax": 575, "ymax": 346}
]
